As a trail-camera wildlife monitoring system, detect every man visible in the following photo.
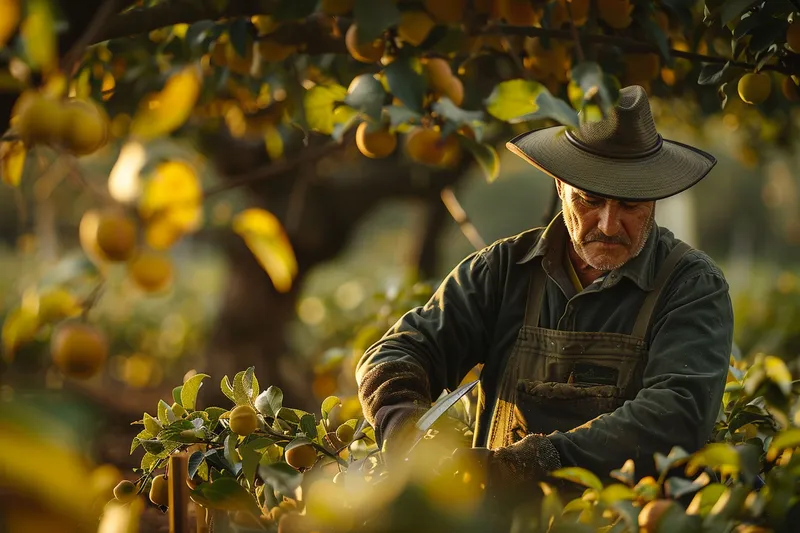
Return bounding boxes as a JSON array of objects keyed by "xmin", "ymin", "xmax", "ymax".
[{"xmin": 356, "ymin": 86, "xmax": 733, "ymax": 489}]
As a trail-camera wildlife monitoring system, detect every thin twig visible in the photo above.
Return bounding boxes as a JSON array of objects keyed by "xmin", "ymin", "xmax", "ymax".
[
  {"xmin": 61, "ymin": 0, "xmax": 125, "ymax": 75},
  {"xmin": 203, "ymin": 135, "xmax": 348, "ymax": 199},
  {"xmin": 80, "ymin": 280, "xmax": 106, "ymax": 320},
  {"xmin": 440, "ymin": 187, "xmax": 486, "ymax": 250}
]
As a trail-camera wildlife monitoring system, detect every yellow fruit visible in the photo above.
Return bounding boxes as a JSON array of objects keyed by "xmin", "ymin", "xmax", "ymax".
[
  {"xmin": 738, "ymin": 72, "xmax": 771, "ymax": 104},
  {"xmin": 14, "ymin": 92, "xmax": 64, "ymax": 146},
  {"xmin": 95, "ymin": 212, "xmax": 137, "ymax": 261},
  {"xmin": 320, "ymin": 0, "xmax": 353, "ymax": 15},
  {"xmin": 597, "ymin": 0, "xmax": 633, "ymax": 29},
  {"xmin": 398, "ymin": 11, "xmax": 436, "ymax": 47},
  {"xmin": 258, "ymin": 40, "xmax": 296, "ymax": 62},
  {"xmin": 285, "ymin": 444, "xmax": 317, "ymax": 470},
  {"xmin": 50, "ymin": 321, "xmax": 108, "ymax": 379},
  {"xmin": 787, "ymin": 22, "xmax": 800, "ymax": 53},
  {"xmin": 624, "ymin": 53, "xmax": 661, "ymax": 85},
  {"xmin": 524, "ymin": 37, "xmax": 571, "ymax": 83},
  {"xmin": 37, "ymin": 288, "xmax": 81, "ymax": 324},
  {"xmin": 345, "ymin": 24, "xmax": 385, "ymax": 63},
  {"xmin": 442, "ymin": 76, "xmax": 464, "ymax": 106},
  {"xmin": 91, "ymin": 464, "xmax": 122, "ymax": 503},
  {"xmin": 405, "ymin": 127, "xmax": 462, "ymax": 168},
  {"xmin": 229, "ymin": 405, "xmax": 259, "ymax": 436},
  {"xmin": 638, "ymin": 499, "xmax": 678, "ymax": 533},
  {"xmin": 149, "ymin": 474, "xmax": 169, "ymax": 507},
  {"xmin": 422, "ymin": 57, "xmax": 454, "ymax": 93},
  {"xmin": 497, "ymin": 0, "xmax": 541, "ymax": 25},
  {"xmin": 59, "ymin": 99, "xmax": 109, "ymax": 156},
  {"xmin": 128, "ymin": 251, "xmax": 173, "ymax": 293},
  {"xmin": 113, "ymin": 480, "xmax": 138, "ymax": 502},
  {"xmin": 355, "ymin": 122, "xmax": 397, "ymax": 159},
  {"xmin": 335, "ymin": 424, "xmax": 355, "ymax": 443},
  {"xmin": 424, "ymin": 0, "xmax": 465, "ymax": 23},
  {"xmin": 782, "ymin": 76, "xmax": 800, "ymax": 102}
]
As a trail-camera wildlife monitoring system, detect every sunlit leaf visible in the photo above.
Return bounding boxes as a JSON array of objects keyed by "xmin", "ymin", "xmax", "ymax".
[
  {"xmin": 384, "ymin": 57, "xmax": 426, "ymax": 114},
  {"xmin": 130, "ymin": 66, "xmax": 202, "ymax": 140},
  {"xmin": 139, "ymin": 160, "xmax": 203, "ymax": 250},
  {"xmin": 264, "ymin": 124, "xmax": 284, "ymax": 160},
  {"xmin": 300, "ymin": 414, "xmax": 318, "ymax": 439},
  {"xmin": 258, "ymin": 462, "xmax": 302, "ymax": 495},
  {"xmin": 485, "ymin": 79, "xmax": 541, "ymax": 122},
  {"xmin": 221, "ymin": 376, "xmax": 236, "ymax": 403},
  {"xmin": 345, "ymin": 74, "xmax": 385, "ymax": 121},
  {"xmin": 0, "ymin": 140, "xmax": 26, "ymax": 187},
  {"xmin": 1, "ymin": 306, "xmax": 39, "ymax": 359},
  {"xmin": 304, "ymin": 84, "xmax": 348, "ymax": 135},
  {"xmin": 764, "ymin": 355, "xmax": 792, "ymax": 396},
  {"xmin": 321, "ymin": 396, "xmax": 341, "ymax": 421},
  {"xmin": 20, "ymin": 0, "xmax": 56, "ymax": 72},
  {"xmin": 181, "ymin": 373, "xmax": 210, "ymax": 412},
  {"xmin": 766, "ymin": 428, "xmax": 800, "ymax": 462},
  {"xmin": 190, "ymin": 477, "xmax": 260, "ymax": 515},
  {"xmin": 599, "ymin": 484, "xmax": 637, "ymax": 505},
  {"xmin": 685, "ymin": 443, "xmax": 740, "ymax": 478},
  {"xmin": 232, "ymin": 208, "xmax": 298, "ymax": 293},
  {"xmin": 551, "ymin": 467, "xmax": 603, "ymax": 492},
  {"xmin": 0, "ymin": 0, "xmax": 21, "ymax": 47},
  {"xmin": 457, "ymin": 135, "xmax": 499, "ymax": 183}
]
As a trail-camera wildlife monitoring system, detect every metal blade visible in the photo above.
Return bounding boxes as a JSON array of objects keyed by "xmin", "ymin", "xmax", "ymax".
[{"xmin": 414, "ymin": 378, "xmax": 480, "ymax": 433}]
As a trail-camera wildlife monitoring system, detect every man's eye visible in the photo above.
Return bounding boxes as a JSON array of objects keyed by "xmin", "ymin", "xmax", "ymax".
[{"xmin": 581, "ymin": 197, "xmax": 602, "ymax": 207}]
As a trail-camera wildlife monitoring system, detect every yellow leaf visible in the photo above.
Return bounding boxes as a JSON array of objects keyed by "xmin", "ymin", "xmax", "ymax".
[
  {"xmin": 37, "ymin": 288, "xmax": 82, "ymax": 324},
  {"xmin": 685, "ymin": 443, "xmax": 739, "ymax": 478},
  {"xmin": 139, "ymin": 160, "xmax": 203, "ymax": 249},
  {"xmin": 304, "ymin": 83, "xmax": 348, "ymax": 135},
  {"xmin": 599, "ymin": 483, "xmax": 636, "ymax": 505},
  {"xmin": 20, "ymin": 0, "xmax": 56, "ymax": 72},
  {"xmin": 0, "ymin": 0, "xmax": 21, "ymax": 48},
  {"xmin": 2, "ymin": 306, "xmax": 39, "ymax": 360},
  {"xmin": 685, "ymin": 483, "xmax": 727, "ymax": 516},
  {"xmin": 264, "ymin": 124, "xmax": 284, "ymax": 160},
  {"xmin": 130, "ymin": 66, "xmax": 201, "ymax": 140},
  {"xmin": 766, "ymin": 428, "xmax": 800, "ymax": 462},
  {"xmin": 551, "ymin": 466, "xmax": 603, "ymax": 492},
  {"xmin": 232, "ymin": 208, "xmax": 297, "ymax": 293},
  {"xmin": 1, "ymin": 140, "xmax": 26, "ymax": 186},
  {"xmin": 764, "ymin": 355, "xmax": 792, "ymax": 396}
]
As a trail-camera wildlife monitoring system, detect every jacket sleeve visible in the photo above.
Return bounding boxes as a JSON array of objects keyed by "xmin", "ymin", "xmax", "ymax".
[
  {"xmin": 547, "ymin": 266, "xmax": 733, "ymax": 478},
  {"xmin": 356, "ymin": 249, "xmax": 499, "ymax": 444}
]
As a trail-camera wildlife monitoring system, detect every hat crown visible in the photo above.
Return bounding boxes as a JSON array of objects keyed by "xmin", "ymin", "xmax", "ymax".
[{"xmin": 568, "ymin": 86, "xmax": 661, "ymax": 158}]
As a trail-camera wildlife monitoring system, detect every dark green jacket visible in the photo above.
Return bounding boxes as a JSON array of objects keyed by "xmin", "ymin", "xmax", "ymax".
[{"xmin": 356, "ymin": 213, "xmax": 734, "ymax": 477}]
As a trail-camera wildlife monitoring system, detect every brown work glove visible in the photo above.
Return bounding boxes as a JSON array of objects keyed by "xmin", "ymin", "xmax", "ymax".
[{"xmin": 490, "ymin": 434, "xmax": 562, "ymax": 489}]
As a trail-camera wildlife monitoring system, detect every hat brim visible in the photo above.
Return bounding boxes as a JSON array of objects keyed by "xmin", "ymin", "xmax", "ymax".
[{"xmin": 506, "ymin": 126, "xmax": 717, "ymax": 202}]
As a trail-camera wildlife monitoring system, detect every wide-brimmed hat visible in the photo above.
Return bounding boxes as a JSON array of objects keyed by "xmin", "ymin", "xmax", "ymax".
[{"xmin": 506, "ymin": 85, "xmax": 716, "ymax": 201}]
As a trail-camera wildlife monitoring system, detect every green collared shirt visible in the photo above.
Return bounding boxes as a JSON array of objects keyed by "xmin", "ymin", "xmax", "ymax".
[{"xmin": 356, "ymin": 213, "xmax": 734, "ymax": 477}]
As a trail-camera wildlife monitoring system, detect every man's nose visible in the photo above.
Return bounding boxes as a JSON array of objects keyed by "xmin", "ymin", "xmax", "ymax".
[{"xmin": 597, "ymin": 204, "xmax": 622, "ymax": 236}]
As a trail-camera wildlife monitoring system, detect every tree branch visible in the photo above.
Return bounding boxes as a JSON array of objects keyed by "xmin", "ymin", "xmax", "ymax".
[
  {"xmin": 61, "ymin": 0, "xmax": 126, "ymax": 75},
  {"xmin": 440, "ymin": 187, "xmax": 486, "ymax": 250}
]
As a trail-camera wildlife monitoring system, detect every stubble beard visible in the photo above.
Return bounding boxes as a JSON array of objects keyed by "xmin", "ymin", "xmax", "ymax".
[{"xmin": 565, "ymin": 209, "xmax": 656, "ymax": 272}]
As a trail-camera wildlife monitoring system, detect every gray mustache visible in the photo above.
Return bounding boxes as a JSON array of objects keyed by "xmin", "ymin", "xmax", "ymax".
[{"xmin": 583, "ymin": 233, "xmax": 630, "ymax": 246}]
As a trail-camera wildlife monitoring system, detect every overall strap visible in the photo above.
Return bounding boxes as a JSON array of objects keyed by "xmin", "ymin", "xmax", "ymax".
[
  {"xmin": 630, "ymin": 241, "xmax": 693, "ymax": 340},
  {"xmin": 522, "ymin": 257, "xmax": 549, "ymax": 328}
]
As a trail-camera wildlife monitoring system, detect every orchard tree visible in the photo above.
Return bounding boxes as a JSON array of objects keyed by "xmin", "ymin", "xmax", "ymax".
[{"xmin": 1, "ymin": 0, "xmax": 799, "ymax": 406}]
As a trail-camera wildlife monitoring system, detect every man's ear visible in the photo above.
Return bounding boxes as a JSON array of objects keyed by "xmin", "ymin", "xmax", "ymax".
[{"xmin": 554, "ymin": 179, "xmax": 564, "ymax": 200}]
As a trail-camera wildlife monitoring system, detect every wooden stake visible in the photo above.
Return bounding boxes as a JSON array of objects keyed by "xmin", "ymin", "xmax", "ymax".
[{"xmin": 168, "ymin": 453, "xmax": 189, "ymax": 533}]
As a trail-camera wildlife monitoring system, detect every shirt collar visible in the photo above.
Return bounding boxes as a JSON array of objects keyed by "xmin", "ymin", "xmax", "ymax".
[{"xmin": 517, "ymin": 211, "xmax": 660, "ymax": 291}]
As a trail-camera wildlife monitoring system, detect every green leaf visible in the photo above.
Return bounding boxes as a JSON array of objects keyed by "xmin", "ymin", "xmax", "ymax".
[
  {"xmin": 239, "ymin": 438, "xmax": 271, "ymax": 487},
  {"xmin": 221, "ymin": 376, "xmax": 236, "ymax": 403},
  {"xmin": 764, "ymin": 355, "xmax": 792, "ymax": 396},
  {"xmin": 277, "ymin": 407, "xmax": 299, "ymax": 425},
  {"xmin": 525, "ymin": 90, "xmax": 579, "ymax": 128},
  {"xmin": 190, "ymin": 477, "xmax": 261, "ymax": 515},
  {"xmin": 353, "ymin": 0, "xmax": 400, "ymax": 44},
  {"xmin": 321, "ymin": 396, "xmax": 341, "ymax": 421},
  {"xmin": 304, "ymin": 84, "xmax": 348, "ymax": 135},
  {"xmin": 599, "ymin": 484, "xmax": 637, "ymax": 505},
  {"xmin": 636, "ymin": 13, "xmax": 672, "ymax": 64},
  {"xmin": 698, "ymin": 62, "xmax": 740, "ymax": 86},
  {"xmin": 457, "ymin": 135, "xmax": 499, "ymax": 183},
  {"xmin": 431, "ymin": 98, "xmax": 485, "ymax": 126},
  {"xmin": 609, "ymin": 459, "xmax": 636, "ymax": 486},
  {"xmin": 300, "ymin": 414, "xmax": 318, "ymax": 439},
  {"xmin": 233, "ymin": 367, "xmax": 258, "ymax": 406},
  {"xmin": 766, "ymin": 428, "xmax": 800, "ymax": 461},
  {"xmin": 654, "ymin": 446, "xmax": 691, "ymax": 475},
  {"xmin": 570, "ymin": 62, "xmax": 619, "ymax": 117},
  {"xmin": 157, "ymin": 400, "xmax": 173, "ymax": 426},
  {"xmin": 285, "ymin": 437, "xmax": 313, "ymax": 452},
  {"xmin": 141, "ymin": 440, "xmax": 166, "ymax": 456},
  {"xmin": 386, "ymin": 105, "xmax": 422, "ymax": 129},
  {"xmin": 685, "ymin": 443, "xmax": 740, "ymax": 478},
  {"xmin": 665, "ymin": 473, "xmax": 710, "ymax": 499},
  {"xmin": 345, "ymin": 74, "xmax": 386, "ymax": 121},
  {"xmin": 205, "ymin": 407, "xmax": 227, "ymax": 427},
  {"xmin": 266, "ymin": 386, "xmax": 284, "ymax": 416},
  {"xmin": 228, "ymin": 18, "xmax": 250, "ymax": 59},
  {"xmin": 384, "ymin": 57, "xmax": 426, "ymax": 115},
  {"xmin": 720, "ymin": 0, "xmax": 759, "ymax": 26},
  {"xmin": 254, "ymin": 391, "xmax": 275, "ymax": 418},
  {"xmin": 143, "ymin": 413, "xmax": 162, "ymax": 438},
  {"xmin": 551, "ymin": 467, "xmax": 603, "ymax": 492},
  {"xmin": 131, "ymin": 428, "xmax": 151, "ymax": 454},
  {"xmin": 141, "ymin": 452, "xmax": 158, "ymax": 471},
  {"xmin": 181, "ymin": 373, "xmax": 210, "ymax": 412},
  {"xmin": 485, "ymin": 79, "xmax": 540, "ymax": 122},
  {"xmin": 224, "ymin": 434, "xmax": 242, "ymax": 475},
  {"xmin": 332, "ymin": 105, "xmax": 361, "ymax": 143},
  {"xmin": 172, "ymin": 386, "xmax": 183, "ymax": 406},
  {"xmin": 188, "ymin": 451, "xmax": 205, "ymax": 479},
  {"xmin": 259, "ymin": 463, "xmax": 303, "ymax": 495}
]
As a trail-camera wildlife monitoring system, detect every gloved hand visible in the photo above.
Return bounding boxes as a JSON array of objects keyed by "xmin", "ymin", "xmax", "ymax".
[
  {"xmin": 444, "ymin": 435, "xmax": 562, "ymax": 490},
  {"xmin": 374, "ymin": 403, "xmax": 429, "ymax": 464}
]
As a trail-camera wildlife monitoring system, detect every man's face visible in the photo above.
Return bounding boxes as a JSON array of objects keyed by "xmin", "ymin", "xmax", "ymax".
[{"xmin": 557, "ymin": 180, "xmax": 656, "ymax": 271}]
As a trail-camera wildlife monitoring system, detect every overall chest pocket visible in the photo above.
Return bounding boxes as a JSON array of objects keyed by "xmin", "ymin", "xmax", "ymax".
[{"xmin": 512, "ymin": 379, "xmax": 626, "ymax": 438}]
